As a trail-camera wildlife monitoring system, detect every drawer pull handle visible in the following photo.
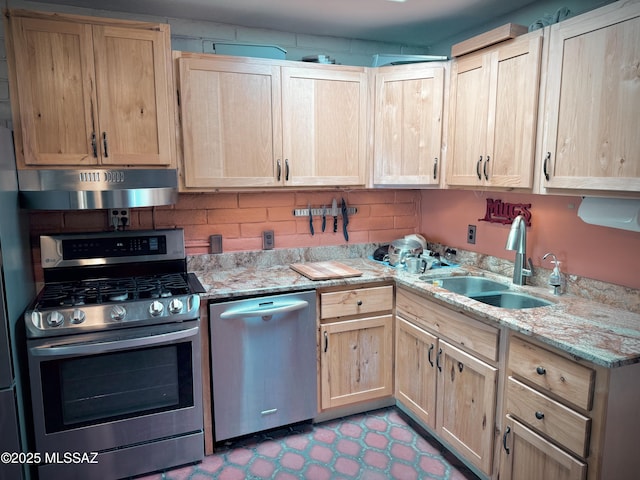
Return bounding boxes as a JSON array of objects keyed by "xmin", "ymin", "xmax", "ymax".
[
  {"xmin": 428, "ymin": 344, "xmax": 434, "ymax": 367},
  {"xmin": 536, "ymin": 366, "xmax": 546, "ymax": 375},
  {"xmin": 458, "ymin": 362, "xmax": 464, "ymax": 373},
  {"xmin": 357, "ymin": 300, "xmax": 363, "ymax": 306},
  {"xmin": 535, "ymin": 411, "xmax": 545, "ymax": 420},
  {"xmin": 324, "ymin": 331, "xmax": 328, "ymax": 353},
  {"xmin": 503, "ymin": 426, "xmax": 511, "ymax": 454}
]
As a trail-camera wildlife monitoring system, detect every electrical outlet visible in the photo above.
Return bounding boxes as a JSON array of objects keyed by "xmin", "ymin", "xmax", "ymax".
[
  {"xmin": 110, "ymin": 209, "xmax": 130, "ymax": 230},
  {"xmin": 263, "ymin": 230, "xmax": 275, "ymax": 250},
  {"xmin": 467, "ymin": 225, "xmax": 476, "ymax": 244}
]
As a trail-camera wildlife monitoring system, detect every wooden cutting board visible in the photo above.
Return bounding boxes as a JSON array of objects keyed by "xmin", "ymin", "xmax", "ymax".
[{"xmin": 290, "ymin": 261, "xmax": 363, "ymax": 280}]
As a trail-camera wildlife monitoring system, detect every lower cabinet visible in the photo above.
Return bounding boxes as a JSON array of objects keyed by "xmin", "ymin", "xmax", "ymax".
[
  {"xmin": 318, "ymin": 284, "xmax": 394, "ymax": 410},
  {"xmin": 500, "ymin": 333, "xmax": 640, "ymax": 480},
  {"xmin": 500, "ymin": 415, "xmax": 587, "ymax": 480},
  {"xmin": 395, "ymin": 287, "xmax": 499, "ymax": 476}
]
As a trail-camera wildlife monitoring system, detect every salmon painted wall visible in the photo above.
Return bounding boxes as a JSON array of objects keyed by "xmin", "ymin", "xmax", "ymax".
[{"xmin": 419, "ymin": 190, "xmax": 640, "ymax": 290}]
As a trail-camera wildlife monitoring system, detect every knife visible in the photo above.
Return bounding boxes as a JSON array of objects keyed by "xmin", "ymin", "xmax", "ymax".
[
  {"xmin": 308, "ymin": 203, "xmax": 314, "ymax": 236},
  {"xmin": 331, "ymin": 198, "xmax": 338, "ymax": 233},
  {"xmin": 321, "ymin": 205, "xmax": 326, "ymax": 232},
  {"xmin": 341, "ymin": 197, "xmax": 349, "ymax": 242}
]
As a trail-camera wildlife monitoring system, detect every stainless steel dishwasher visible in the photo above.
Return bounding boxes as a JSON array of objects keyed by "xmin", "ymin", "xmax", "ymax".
[{"xmin": 209, "ymin": 290, "xmax": 317, "ymax": 441}]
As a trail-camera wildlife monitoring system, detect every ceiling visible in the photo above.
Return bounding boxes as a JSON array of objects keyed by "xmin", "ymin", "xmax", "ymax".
[{"xmin": 31, "ymin": 0, "xmax": 539, "ymax": 47}]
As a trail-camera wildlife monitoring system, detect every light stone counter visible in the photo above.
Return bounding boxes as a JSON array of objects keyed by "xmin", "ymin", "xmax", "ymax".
[{"xmin": 188, "ymin": 245, "xmax": 640, "ymax": 369}]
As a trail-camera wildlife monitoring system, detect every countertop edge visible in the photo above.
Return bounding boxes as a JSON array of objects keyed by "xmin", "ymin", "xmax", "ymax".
[{"xmin": 193, "ymin": 259, "xmax": 640, "ymax": 369}]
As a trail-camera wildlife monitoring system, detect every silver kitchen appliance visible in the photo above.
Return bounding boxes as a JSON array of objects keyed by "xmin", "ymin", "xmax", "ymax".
[
  {"xmin": 0, "ymin": 126, "xmax": 36, "ymax": 480},
  {"xmin": 18, "ymin": 168, "xmax": 178, "ymax": 210},
  {"xmin": 24, "ymin": 228, "xmax": 205, "ymax": 479},
  {"xmin": 209, "ymin": 291, "xmax": 317, "ymax": 441}
]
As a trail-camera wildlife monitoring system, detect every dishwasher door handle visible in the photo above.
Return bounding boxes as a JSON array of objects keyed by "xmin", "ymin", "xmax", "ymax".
[{"xmin": 219, "ymin": 300, "xmax": 309, "ymax": 320}]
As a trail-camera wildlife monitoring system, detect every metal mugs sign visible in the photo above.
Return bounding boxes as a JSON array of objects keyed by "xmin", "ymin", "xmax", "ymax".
[{"xmin": 479, "ymin": 199, "xmax": 532, "ymax": 226}]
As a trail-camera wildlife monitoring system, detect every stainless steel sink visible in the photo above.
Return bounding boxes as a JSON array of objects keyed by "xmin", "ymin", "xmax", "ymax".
[
  {"xmin": 420, "ymin": 275, "xmax": 509, "ymax": 295},
  {"xmin": 422, "ymin": 275, "xmax": 552, "ymax": 309},
  {"xmin": 468, "ymin": 291, "xmax": 553, "ymax": 309}
]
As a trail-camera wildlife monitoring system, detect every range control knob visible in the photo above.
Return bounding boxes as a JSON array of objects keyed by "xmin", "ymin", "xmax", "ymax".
[
  {"xmin": 168, "ymin": 298, "xmax": 184, "ymax": 314},
  {"xmin": 149, "ymin": 300, "xmax": 164, "ymax": 317},
  {"xmin": 110, "ymin": 305, "xmax": 127, "ymax": 321},
  {"xmin": 47, "ymin": 311, "xmax": 64, "ymax": 327},
  {"xmin": 70, "ymin": 309, "xmax": 86, "ymax": 324}
]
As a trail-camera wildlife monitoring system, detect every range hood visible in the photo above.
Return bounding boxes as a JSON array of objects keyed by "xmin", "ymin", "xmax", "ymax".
[{"xmin": 18, "ymin": 169, "xmax": 178, "ymax": 210}]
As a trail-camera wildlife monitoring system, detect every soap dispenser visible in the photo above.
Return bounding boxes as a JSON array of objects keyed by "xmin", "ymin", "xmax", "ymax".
[{"xmin": 543, "ymin": 252, "xmax": 563, "ymax": 295}]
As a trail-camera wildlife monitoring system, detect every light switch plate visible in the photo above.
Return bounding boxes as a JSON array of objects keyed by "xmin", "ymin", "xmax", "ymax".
[{"xmin": 210, "ymin": 234, "xmax": 223, "ymax": 254}]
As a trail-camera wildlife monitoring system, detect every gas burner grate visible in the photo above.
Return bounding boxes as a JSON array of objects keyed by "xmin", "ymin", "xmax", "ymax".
[{"xmin": 36, "ymin": 273, "xmax": 192, "ymax": 309}]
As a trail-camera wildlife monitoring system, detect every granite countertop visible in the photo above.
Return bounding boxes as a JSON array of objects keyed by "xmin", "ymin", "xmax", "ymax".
[{"xmin": 193, "ymin": 257, "xmax": 640, "ymax": 369}]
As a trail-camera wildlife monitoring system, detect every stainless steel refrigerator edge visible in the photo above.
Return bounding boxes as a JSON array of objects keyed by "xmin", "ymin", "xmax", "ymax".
[{"xmin": 0, "ymin": 126, "xmax": 36, "ymax": 480}]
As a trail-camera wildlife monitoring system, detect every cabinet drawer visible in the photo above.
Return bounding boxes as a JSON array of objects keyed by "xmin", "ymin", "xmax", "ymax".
[
  {"xmin": 507, "ymin": 377, "xmax": 591, "ymax": 458},
  {"xmin": 509, "ymin": 336, "xmax": 595, "ymax": 411},
  {"xmin": 320, "ymin": 285, "xmax": 393, "ymax": 319},
  {"xmin": 396, "ymin": 287, "xmax": 499, "ymax": 361}
]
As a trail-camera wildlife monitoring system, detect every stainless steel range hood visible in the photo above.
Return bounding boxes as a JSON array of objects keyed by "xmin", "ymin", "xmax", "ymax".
[{"xmin": 18, "ymin": 169, "xmax": 178, "ymax": 210}]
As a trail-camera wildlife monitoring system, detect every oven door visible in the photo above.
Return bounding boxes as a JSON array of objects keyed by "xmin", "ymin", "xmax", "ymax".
[{"xmin": 27, "ymin": 320, "xmax": 202, "ymax": 454}]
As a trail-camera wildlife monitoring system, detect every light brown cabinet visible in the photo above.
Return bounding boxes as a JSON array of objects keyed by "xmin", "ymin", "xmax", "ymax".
[
  {"xmin": 500, "ymin": 415, "xmax": 587, "ymax": 480},
  {"xmin": 447, "ymin": 30, "xmax": 542, "ymax": 189},
  {"xmin": 7, "ymin": 11, "xmax": 174, "ymax": 168},
  {"xmin": 395, "ymin": 287, "xmax": 498, "ymax": 476},
  {"xmin": 176, "ymin": 54, "xmax": 368, "ymax": 190},
  {"xmin": 500, "ymin": 333, "xmax": 640, "ymax": 480},
  {"xmin": 318, "ymin": 284, "xmax": 393, "ymax": 410},
  {"xmin": 373, "ymin": 63, "xmax": 445, "ymax": 186},
  {"xmin": 538, "ymin": 0, "xmax": 640, "ymax": 194}
]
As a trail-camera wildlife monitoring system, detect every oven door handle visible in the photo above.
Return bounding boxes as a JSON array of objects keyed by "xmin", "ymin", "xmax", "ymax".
[
  {"xmin": 29, "ymin": 326, "xmax": 199, "ymax": 357},
  {"xmin": 219, "ymin": 300, "xmax": 309, "ymax": 320}
]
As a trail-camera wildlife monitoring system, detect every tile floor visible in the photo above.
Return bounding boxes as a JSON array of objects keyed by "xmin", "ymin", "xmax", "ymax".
[{"xmin": 138, "ymin": 407, "xmax": 479, "ymax": 480}]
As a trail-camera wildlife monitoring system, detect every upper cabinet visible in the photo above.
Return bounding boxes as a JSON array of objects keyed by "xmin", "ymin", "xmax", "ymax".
[
  {"xmin": 7, "ymin": 11, "xmax": 175, "ymax": 168},
  {"xmin": 446, "ymin": 30, "xmax": 543, "ymax": 189},
  {"xmin": 538, "ymin": 1, "xmax": 640, "ymax": 195},
  {"xmin": 372, "ymin": 63, "xmax": 446, "ymax": 187},
  {"xmin": 177, "ymin": 56, "xmax": 283, "ymax": 188},
  {"xmin": 176, "ymin": 53, "xmax": 368, "ymax": 190},
  {"xmin": 281, "ymin": 66, "xmax": 368, "ymax": 187}
]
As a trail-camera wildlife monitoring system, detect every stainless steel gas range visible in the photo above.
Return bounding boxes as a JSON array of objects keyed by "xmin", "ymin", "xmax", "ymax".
[{"xmin": 24, "ymin": 229, "xmax": 205, "ymax": 480}]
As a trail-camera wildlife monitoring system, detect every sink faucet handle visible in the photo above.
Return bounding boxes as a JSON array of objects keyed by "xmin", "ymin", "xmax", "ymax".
[{"xmin": 521, "ymin": 257, "xmax": 534, "ymax": 278}]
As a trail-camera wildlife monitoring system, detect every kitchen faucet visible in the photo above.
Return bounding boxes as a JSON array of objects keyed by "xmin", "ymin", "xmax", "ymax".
[{"xmin": 505, "ymin": 215, "xmax": 533, "ymax": 285}]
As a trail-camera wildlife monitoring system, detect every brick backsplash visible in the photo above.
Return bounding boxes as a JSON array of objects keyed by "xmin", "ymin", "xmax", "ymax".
[{"xmin": 28, "ymin": 189, "xmax": 421, "ymax": 283}]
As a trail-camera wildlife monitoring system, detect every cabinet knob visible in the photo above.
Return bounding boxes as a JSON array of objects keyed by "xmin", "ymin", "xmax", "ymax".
[
  {"xmin": 536, "ymin": 366, "xmax": 546, "ymax": 375},
  {"xmin": 535, "ymin": 411, "xmax": 545, "ymax": 420},
  {"xmin": 357, "ymin": 300, "xmax": 363, "ymax": 306}
]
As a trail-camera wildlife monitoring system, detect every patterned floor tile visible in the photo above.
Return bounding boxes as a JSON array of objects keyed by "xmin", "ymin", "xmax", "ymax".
[{"xmin": 135, "ymin": 407, "xmax": 480, "ymax": 480}]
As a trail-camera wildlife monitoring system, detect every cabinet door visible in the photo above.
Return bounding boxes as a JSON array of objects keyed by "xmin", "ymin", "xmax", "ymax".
[
  {"xmin": 437, "ymin": 340, "xmax": 497, "ymax": 475},
  {"xmin": 373, "ymin": 65, "xmax": 444, "ymax": 186},
  {"xmin": 281, "ymin": 66, "xmax": 367, "ymax": 187},
  {"xmin": 320, "ymin": 314, "xmax": 393, "ymax": 410},
  {"xmin": 500, "ymin": 416, "xmax": 587, "ymax": 480},
  {"xmin": 487, "ymin": 33, "xmax": 542, "ymax": 188},
  {"xmin": 177, "ymin": 57, "xmax": 282, "ymax": 188},
  {"xmin": 448, "ymin": 32, "xmax": 542, "ymax": 189},
  {"xmin": 541, "ymin": 2, "xmax": 640, "ymax": 193},
  {"xmin": 93, "ymin": 25, "xmax": 173, "ymax": 166},
  {"xmin": 10, "ymin": 17, "xmax": 98, "ymax": 166},
  {"xmin": 447, "ymin": 52, "xmax": 490, "ymax": 186},
  {"xmin": 395, "ymin": 316, "xmax": 438, "ymax": 429}
]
